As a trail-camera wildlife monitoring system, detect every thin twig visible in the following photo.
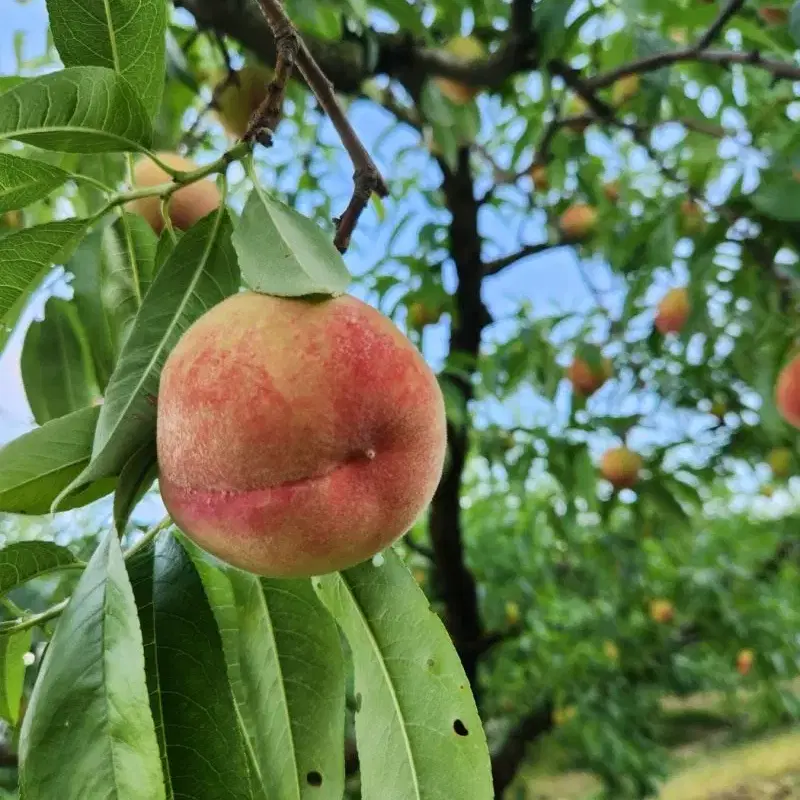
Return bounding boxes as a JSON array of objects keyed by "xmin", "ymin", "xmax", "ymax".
[
  {"xmin": 694, "ymin": 0, "xmax": 746, "ymax": 51},
  {"xmin": 484, "ymin": 242, "xmax": 565, "ymax": 276},
  {"xmin": 252, "ymin": 0, "xmax": 389, "ymax": 252}
]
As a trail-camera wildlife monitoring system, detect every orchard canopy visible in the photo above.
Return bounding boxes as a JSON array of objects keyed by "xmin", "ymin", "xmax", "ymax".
[{"xmin": 1, "ymin": 0, "xmax": 800, "ymax": 799}]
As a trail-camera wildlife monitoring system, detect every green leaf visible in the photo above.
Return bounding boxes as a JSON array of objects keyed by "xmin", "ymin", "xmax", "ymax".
[
  {"xmin": 227, "ymin": 569, "xmax": 346, "ymax": 799},
  {"xmin": 113, "ymin": 441, "xmax": 157, "ymax": 535},
  {"xmin": 60, "ymin": 209, "xmax": 239, "ymax": 502},
  {"xmin": 21, "ymin": 297, "xmax": 98, "ymax": 425},
  {"xmin": 0, "ymin": 406, "xmax": 115, "ymax": 515},
  {"xmin": 127, "ymin": 534, "xmax": 256, "ymax": 800},
  {"xmin": 0, "ymin": 542, "xmax": 83, "ymax": 595},
  {"xmin": 19, "ymin": 532, "xmax": 166, "ymax": 800},
  {"xmin": 0, "ymin": 219, "xmax": 87, "ymax": 326},
  {"xmin": 68, "ymin": 230, "xmax": 117, "ymax": 390},
  {"xmin": 792, "ymin": 1, "xmax": 800, "ymax": 47},
  {"xmin": 47, "ymin": 0, "xmax": 166, "ymax": 118},
  {"xmin": 233, "ymin": 185, "xmax": 351, "ymax": 297},
  {"xmin": 0, "ymin": 629, "xmax": 31, "ymax": 725},
  {"xmin": 315, "ymin": 549, "xmax": 493, "ymax": 800},
  {"xmin": 0, "ymin": 66, "xmax": 153, "ymax": 153},
  {"xmin": 117, "ymin": 212, "xmax": 158, "ymax": 307},
  {"xmin": 750, "ymin": 174, "xmax": 800, "ymax": 221},
  {"xmin": 0, "ymin": 153, "xmax": 70, "ymax": 214}
]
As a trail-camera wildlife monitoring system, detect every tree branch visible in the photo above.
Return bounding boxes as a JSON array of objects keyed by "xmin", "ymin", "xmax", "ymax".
[
  {"xmin": 484, "ymin": 242, "xmax": 566, "ymax": 276},
  {"xmin": 251, "ymin": 0, "xmax": 388, "ymax": 252},
  {"xmin": 695, "ymin": 0, "xmax": 745, "ymax": 51}
]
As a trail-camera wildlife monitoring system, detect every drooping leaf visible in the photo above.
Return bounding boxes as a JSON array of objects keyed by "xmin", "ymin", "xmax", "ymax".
[
  {"xmin": 59, "ymin": 209, "xmax": 239, "ymax": 502},
  {"xmin": 19, "ymin": 531, "xmax": 166, "ymax": 800},
  {"xmin": 226, "ymin": 569, "xmax": 346, "ymax": 799},
  {"xmin": 315, "ymin": 549, "xmax": 493, "ymax": 800},
  {"xmin": 0, "ymin": 629, "xmax": 31, "ymax": 725},
  {"xmin": 127, "ymin": 533, "xmax": 256, "ymax": 800},
  {"xmin": 113, "ymin": 441, "xmax": 158, "ymax": 536},
  {"xmin": 0, "ymin": 66, "xmax": 153, "ymax": 153},
  {"xmin": 68, "ymin": 229, "xmax": 117, "ymax": 390},
  {"xmin": 0, "ymin": 406, "xmax": 114, "ymax": 515},
  {"xmin": 0, "ymin": 542, "xmax": 83, "ymax": 595},
  {"xmin": 21, "ymin": 297, "xmax": 98, "ymax": 425},
  {"xmin": 233, "ymin": 185, "xmax": 351, "ymax": 297},
  {"xmin": 46, "ymin": 0, "xmax": 167, "ymax": 118},
  {"xmin": 0, "ymin": 219, "xmax": 87, "ymax": 325},
  {"xmin": 0, "ymin": 153, "xmax": 70, "ymax": 214}
]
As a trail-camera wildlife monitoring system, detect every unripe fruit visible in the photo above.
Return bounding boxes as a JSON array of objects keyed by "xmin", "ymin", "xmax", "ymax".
[
  {"xmin": 655, "ymin": 288, "xmax": 690, "ymax": 335},
  {"xmin": 553, "ymin": 706, "xmax": 577, "ymax": 726},
  {"xmin": 157, "ymin": 291, "xmax": 447, "ymax": 578},
  {"xmin": 565, "ymin": 95, "xmax": 590, "ymax": 132},
  {"xmin": 603, "ymin": 181, "xmax": 621, "ymax": 203},
  {"xmin": 776, "ymin": 354, "xmax": 800, "ymax": 429},
  {"xmin": 559, "ymin": 203, "xmax": 598, "ymax": 240},
  {"xmin": 408, "ymin": 301, "xmax": 442, "ymax": 329},
  {"xmin": 612, "ymin": 74, "xmax": 640, "ymax": 106},
  {"xmin": 768, "ymin": 446, "xmax": 792, "ymax": 478},
  {"xmin": 710, "ymin": 399, "xmax": 727, "ymax": 420},
  {"xmin": 434, "ymin": 36, "xmax": 486, "ymax": 104},
  {"xmin": 680, "ymin": 199, "xmax": 705, "ymax": 234},
  {"xmin": 505, "ymin": 601, "xmax": 520, "ymax": 626},
  {"xmin": 649, "ymin": 599, "xmax": 674, "ymax": 624},
  {"xmin": 600, "ymin": 447, "xmax": 642, "ymax": 489},
  {"xmin": 530, "ymin": 164, "xmax": 549, "ymax": 191},
  {"xmin": 567, "ymin": 354, "xmax": 613, "ymax": 397},
  {"xmin": 603, "ymin": 640, "xmax": 619, "ymax": 661},
  {"xmin": 757, "ymin": 6, "xmax": 789, "ymax": 25},
  {"xmin": 214, "ymin": 64, "xmax": 274, "ymax": 138},
  {"xmin": 128, "ymin": 153, "xmax": 221, "ymax": 234},
  {"xmin": 736, "ymin": 648, "xmax": 755, "ymax": 676}
]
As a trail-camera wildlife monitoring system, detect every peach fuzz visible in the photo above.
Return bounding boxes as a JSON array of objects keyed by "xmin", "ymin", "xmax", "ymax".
[
  {"xmin": 127, "ymin": 152, "xmax": 221, "ymax": 234},
  {"xmin": 156, "ymin": 291, "xmax": 447, "ymax": 577}
]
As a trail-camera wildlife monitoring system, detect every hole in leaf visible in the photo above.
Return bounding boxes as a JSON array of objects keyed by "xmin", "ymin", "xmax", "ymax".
[
  {"xmin": 453, "ymin": 719, "xmax": 468, "ymax": 737},
  {"xmin": 307, "ymin": 771, "xmax": 323, "ymax": 787}
]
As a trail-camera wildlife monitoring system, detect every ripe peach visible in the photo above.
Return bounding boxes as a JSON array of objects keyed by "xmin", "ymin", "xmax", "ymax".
[
  {"xmin": 757, "ymin": 6, "xmax": 788, "ymax": 25},
  {"xmin": 736, "ymin": 648, "xmax": 754, "ymax": 676},
  {"xmin": 603, "ymin": 181, "xmax": 621, "ymax": 203},
  {"xmin": 649, "ymin": 599, "xmax": 674, "ymax": 624},
  {"xmin": 655, "ymin": 288, "xmax": 690, "ymax": 335},
  {"xmin": 776, "ymin": 354, "xmax": 800, "ymax": 429},
  {"xmin": 530, "ymin": 163, "xmax": 549, "ymax": 191},
  {"xmin": 567, "ymin": 353, "xmax": 613, "ymax": 397},
  {"xmin": 157, "ymin": 291, "xmax": 447, "ymax": 577},
  {"xmin": 600, "ymin": 446, "xmax": 642, "ymax": 489},
  {"xmin": 128, "ymin": 152, "xmax": 220, "ymax": 234},
  {"xmin": 434, "ymin": 36, "xmax": 486, "ymax": 104},
  {"xmin": 559, "ymin": 203, "xmax": 598, "ymax": 240}
]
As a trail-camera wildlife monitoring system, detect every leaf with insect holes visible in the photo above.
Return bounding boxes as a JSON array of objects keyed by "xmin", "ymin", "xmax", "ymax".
[
  {"xmin": 0, "ymin": 542, "xmax": 83, "ymax": 595},
  {"xmin": 19, "ymin": 532, "xmax": 165, "ymax": 800},
  {"xmin": 233, "ymin": 185, "xmax": 351, "ymax": 297},
  {"xmin": 0, "ymin": 219, "xmax": 87, "ymax": 326},
  {"xmin": 0, "ymin": 67, "xmax": 152, "ymax": 153},
  {"xmin": 56, "ymin": 210, "xmax": 239, "ymax": 506},
  {"xmin": 315, "ymin": 549, "xmax": 493, "ymax": 800},
  {"xmin": 0, "ymin": 153, "xmax": 70, "ymax": 214},
  {"xmin": 46, "ymin": 0, "xmax": 167, "ymax": 118},
  {"xmin": 0, "ymin": 407, "xmax": 115, "ymax": 515}
]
